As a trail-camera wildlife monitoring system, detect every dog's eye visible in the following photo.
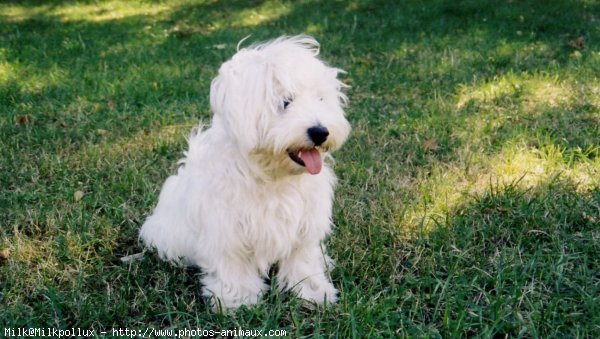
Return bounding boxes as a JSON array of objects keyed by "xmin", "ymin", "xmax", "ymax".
[{"xmin": 283, "ymin": 98, "xmax": 292, "ymax": 109}]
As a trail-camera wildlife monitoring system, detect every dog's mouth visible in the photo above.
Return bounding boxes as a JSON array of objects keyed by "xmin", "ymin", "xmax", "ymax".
[{"xmin": 287, "ymin": 148, "xmax": 322, "ymax": 175}]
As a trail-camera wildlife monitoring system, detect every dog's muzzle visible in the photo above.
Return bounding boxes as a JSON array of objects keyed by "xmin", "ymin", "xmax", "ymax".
[
  {"xmin": 287, "ymin": 125, "xmax": 330, "ymax": 175},
  {"xmin": 287, "ymin": 148, "xmax": 322, "ymax": 175}
]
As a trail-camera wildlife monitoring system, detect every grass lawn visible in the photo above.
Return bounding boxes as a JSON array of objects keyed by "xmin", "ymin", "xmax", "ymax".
[{"xmin": 1, "ymin": 0, "xmax": 599, "ymax": 337}]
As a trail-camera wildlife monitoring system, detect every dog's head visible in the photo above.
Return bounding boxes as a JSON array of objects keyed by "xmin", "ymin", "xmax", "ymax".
[{"xmin": 209, "ymin": 35, "xmax": 351, "ymax": 176}]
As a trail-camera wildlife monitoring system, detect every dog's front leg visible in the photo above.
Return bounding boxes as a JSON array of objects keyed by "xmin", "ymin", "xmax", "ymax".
[
  {"xmin": 278, "ymin": 243, "xmax": 338, "ymax": 305},
  {"xmin": 201, "ymin": 259, "xmax": 267, "ymax": 311}
]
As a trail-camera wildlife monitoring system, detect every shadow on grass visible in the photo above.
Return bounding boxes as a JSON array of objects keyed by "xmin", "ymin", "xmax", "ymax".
[
  {"xmin": 334, "ymin": 176, "xmax": 599, "ymax": 336},
  {"xmin": 1, "ymin": 0, "xmax": 597, "ymax": 152},
  {"xmin": 423, "ymin": 177, "xmax": 599, "ymax": 336}
]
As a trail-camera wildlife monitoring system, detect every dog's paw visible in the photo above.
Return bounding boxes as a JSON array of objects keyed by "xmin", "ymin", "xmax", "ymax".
[
  {"xmin": 294, "ymin": 278, "xmax": 338, "ymax": 305},
  {"xmin": 202, "ymin": 275, "xmax": 266, "ymax": 313}
]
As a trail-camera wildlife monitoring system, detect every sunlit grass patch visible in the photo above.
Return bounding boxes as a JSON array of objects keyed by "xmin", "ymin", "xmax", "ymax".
[
  {"xmin": 53, "ymin": 1, "xmax": 173, "ymax": 23},
  {"xmin": 0, "ymin": 60, "xmax": 14, "ymax": 84},
  {"xmin": 525, "ymin": 77, "xmax": 572, "ymax": 108},
  {"xmin": 1, "ymin": 1, "xmax": 175, "ymax": 23},
  {"xmin": 457, "ymin": 72, "xmax": 575, "ymax": 111},
  {"xmin": 403, "ymin": 138, "xmax": 599, "ymax": 235},
  {"xmin": 0, "ymin": 3, "xmax": 51, "ymax": 23},
  {"xmin": 230, "ymin": 2, "xmax": 292, "ymax": 28}
]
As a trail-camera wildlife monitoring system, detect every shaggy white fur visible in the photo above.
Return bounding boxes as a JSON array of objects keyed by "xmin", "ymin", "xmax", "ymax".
[{"xmin": 139, "ymin": 35, "xmax": 351, "ymax": 311}]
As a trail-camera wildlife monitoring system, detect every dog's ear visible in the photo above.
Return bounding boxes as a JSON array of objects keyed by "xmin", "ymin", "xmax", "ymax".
[{"xmin": 210, "ymin": 51, "xmax": 274, "ymax": 151}]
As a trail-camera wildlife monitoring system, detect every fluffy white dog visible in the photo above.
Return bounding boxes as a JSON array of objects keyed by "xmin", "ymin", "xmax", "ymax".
[{"xmin": 139, "ymin": 35, "xmax": 351, "ymax": 311}]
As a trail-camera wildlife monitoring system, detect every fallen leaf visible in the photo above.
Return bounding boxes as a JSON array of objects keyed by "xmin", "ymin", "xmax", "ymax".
[
  {"xmin": 60, "ymin": 122, "xmax": 68, "ymax": 128},
  {"xmin": 0, "ymin": 249, "xmax": 9, "ymax": 262},
  {"xmin": 170, "ymin": 24, "xmax": 204, "ymax": 38},
  {"xmin": 423, "ymin": 139, "xmax": 439, "ymax": 151},
  {"xmin": 74, "ymin": 190, "xmax": 85, "ymax": 202},
  {"xmin": 568, "ymin": 36, "xmax": 586, "ymax": 50},
  {"xmin": 16, "ymin": 115, "xmax": 32, "ymax": 125},
  {"xmin": 107, "ymin": 100, "xmax": 116, "ymax": 110}
]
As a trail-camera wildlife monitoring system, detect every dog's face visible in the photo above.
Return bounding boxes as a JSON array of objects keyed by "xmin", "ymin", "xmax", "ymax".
[{"xmin": 209, "ymin": 36, "xmax": 351, "ymax": 176}]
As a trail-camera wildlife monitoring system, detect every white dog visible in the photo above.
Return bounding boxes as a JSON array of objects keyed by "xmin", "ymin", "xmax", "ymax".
[{"xmin": 139, "ymin": 35, "xmax": 351, "ymax": 310}]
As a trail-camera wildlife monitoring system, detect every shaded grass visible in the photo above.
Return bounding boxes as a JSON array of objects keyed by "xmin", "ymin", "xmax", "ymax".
[{"xmin": 1, "ymin": 0, "xmax": 599, "ymax": 337}]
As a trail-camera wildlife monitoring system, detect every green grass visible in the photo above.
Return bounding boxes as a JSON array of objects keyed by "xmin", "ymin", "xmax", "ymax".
[{"xmin": 1, "ymin": 0, "xmax": 599, "ymax": 337}]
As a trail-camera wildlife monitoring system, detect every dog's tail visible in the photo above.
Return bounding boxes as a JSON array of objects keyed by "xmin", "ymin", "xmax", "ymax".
[{"xmin": 177, "ymin": 123, "xmax": 208, "ymax": 169}]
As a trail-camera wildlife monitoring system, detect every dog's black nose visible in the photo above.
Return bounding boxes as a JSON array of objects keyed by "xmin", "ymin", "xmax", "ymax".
[{"xmin": 307, "ymin": 125, "xmax": 329, "ymax": 146}]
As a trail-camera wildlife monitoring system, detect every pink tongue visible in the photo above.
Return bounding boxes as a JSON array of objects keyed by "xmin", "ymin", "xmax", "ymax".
[{"xmin": 300, "ymin": 148, "xmax": 322, "ymax": 175}]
